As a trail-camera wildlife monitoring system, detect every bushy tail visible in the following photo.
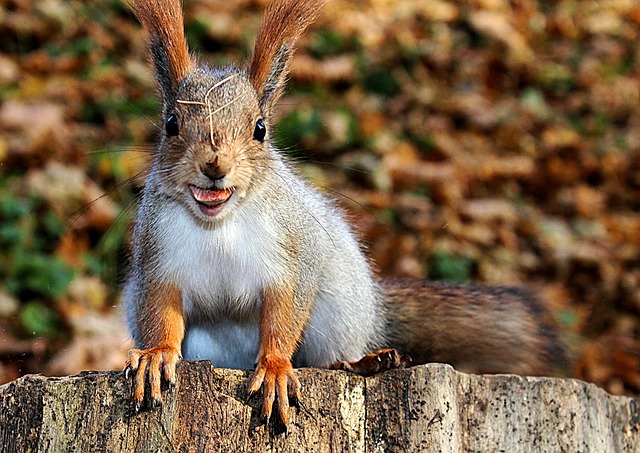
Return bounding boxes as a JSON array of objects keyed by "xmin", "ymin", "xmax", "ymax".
[{"xmin": 380, "ymin": 279, "xmax": 571, "ymax": 376}]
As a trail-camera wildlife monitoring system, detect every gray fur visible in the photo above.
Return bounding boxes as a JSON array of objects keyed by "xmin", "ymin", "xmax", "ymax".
[{"xmin": 124, "ymin": 67, "xmax": 386, "ymax": 368}]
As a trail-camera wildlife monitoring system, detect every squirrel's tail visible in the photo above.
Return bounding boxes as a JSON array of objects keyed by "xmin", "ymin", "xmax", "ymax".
[{"xmin": 380, "ymin": 279, "xmax": 571, "ymax": 376}]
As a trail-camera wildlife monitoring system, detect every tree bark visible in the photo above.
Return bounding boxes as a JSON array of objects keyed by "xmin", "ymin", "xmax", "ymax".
[{"xmin": 0, "ymin": 362, "xmax": 638, "ymax": 452}]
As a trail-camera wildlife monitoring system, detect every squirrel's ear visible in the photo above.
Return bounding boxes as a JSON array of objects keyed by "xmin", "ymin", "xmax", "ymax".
[
  {"xmin": 129, "ymin": 0, "xmax": 195, "ymax": 105},
  {"xmin": 246, "ymin": 0, "xmax": 322, "ymax": 117}
]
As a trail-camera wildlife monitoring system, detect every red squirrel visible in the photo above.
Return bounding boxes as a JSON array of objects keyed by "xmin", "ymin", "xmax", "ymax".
[{"xmin": 123, "ymin": 0, "xmax": 568, "ymax": 425}]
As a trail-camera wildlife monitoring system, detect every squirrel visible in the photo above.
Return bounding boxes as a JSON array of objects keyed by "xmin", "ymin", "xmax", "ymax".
[{"xmin": 123, "ymin": 0, "xmax": 568, "ymax": 425}]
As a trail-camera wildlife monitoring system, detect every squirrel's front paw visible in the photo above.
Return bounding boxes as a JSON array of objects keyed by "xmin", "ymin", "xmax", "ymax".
[
  {"xmin": 335, "ymin": 348, "xmax": 412, "ymax": 376},
  {"xmin": 248, "ymin": 355, "xmax": 301, "ymax": 425},
  {"xmin": 124, "ymin": 346, "xmax": 181, "ymax": 412}
]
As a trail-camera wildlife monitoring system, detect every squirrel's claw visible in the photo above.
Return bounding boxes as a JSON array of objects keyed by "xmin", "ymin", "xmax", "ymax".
[
  {"xmin": 288, "ymin": 392, "xmax": 300, "ymax": 409},
  {"xmin": 249, "ymin": 355, "xmax": 300, "ymax": 425},
  {"xmin": 125, "ymin": 346, "xmax": 181, "ymax": 413},
  {"xmin": 148, "ymin": 397, "xmax": 162, "ymax": 410},
  {"xmin": 333, "ymin": 348, "xmax": 411, "ymax": 376},
  {"xmin": 400, "ymin": 354, "xmax": 413, "ymax": 368},
  {"xmin": 246, "ymin": 389, "xmax": 260, "ymax": 405}
]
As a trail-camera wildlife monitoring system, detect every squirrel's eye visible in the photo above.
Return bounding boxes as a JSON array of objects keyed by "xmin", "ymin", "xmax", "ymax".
[
  {"xmin": 166, "ymin": 114, "xmax": 179, "ymax": 137},
  {"xmin": 253, "ymin": 118, "xmax": 266, "ymax": 142}
]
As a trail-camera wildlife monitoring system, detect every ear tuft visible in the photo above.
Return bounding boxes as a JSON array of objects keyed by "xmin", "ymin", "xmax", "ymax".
[
  {"xmin": 128, "ymin": 0, "xmax": 195, "ymax": 103},
  {"xmin": 246, "ymin": 0, "xmax": 323, "ymax": 117}
]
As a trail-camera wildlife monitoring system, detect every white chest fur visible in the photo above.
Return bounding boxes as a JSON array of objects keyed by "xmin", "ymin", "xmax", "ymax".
[{"xmin": 153, "ymin": 200, "xmax": 286, "ymax": 322}]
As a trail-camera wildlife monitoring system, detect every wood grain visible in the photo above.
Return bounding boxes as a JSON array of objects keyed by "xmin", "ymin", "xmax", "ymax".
[{"xmin": 0, "ymin": 362, "xmax": 638, "ymax": 452}]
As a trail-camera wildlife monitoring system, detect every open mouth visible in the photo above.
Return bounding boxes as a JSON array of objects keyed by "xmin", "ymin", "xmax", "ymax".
[{"xmin": 188, "ymin": 185, "xmax": 234, "ymax": 217}]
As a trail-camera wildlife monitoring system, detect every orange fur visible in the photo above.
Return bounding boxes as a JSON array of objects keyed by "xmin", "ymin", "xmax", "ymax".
[
  {"xmin": 248, "ymin": 284, "xmax": 305, "ymax": 423},
  {"xmin": 129, "ymin": 0, "xmax": 194, "ymax": 87},
  {"xmin": 138, "ymin": 282, "xmax": 184, "ymax": 349},
  {"xmin": 125, "ymin": 282, "xmax": 184, "ymax": 408},
  {"xmin": 247, "ymin": 0, "xmax": 323, "ymax": 96},
  {"xmin": 258, "ymin": 284, "xmax": 303, "ymax": 358}
]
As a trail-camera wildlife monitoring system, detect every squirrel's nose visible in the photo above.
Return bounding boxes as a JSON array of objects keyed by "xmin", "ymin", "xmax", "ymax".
[{"xmin": 201, "ymin": 161, "xmax": 225, "ymax": 181}]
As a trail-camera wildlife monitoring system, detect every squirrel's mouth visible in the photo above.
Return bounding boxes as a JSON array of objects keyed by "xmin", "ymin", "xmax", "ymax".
[{"xmin": 188, "ymin": 185, "xmax": 234, "ymax": 217}]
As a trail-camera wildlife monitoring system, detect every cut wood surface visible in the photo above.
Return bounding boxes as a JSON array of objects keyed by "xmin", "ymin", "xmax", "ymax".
[{"xmin": 0, "ymin": 362, "xmax": 638, "ymax": 452}]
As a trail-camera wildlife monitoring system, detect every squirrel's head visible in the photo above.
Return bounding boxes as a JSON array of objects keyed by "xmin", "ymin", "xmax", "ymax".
[{"xmin": 130, "ymin": 0, "xmax": 321, "ymax": 222}]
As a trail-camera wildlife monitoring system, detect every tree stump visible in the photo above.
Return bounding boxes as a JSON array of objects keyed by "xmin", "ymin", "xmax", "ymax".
[{"xmin": 0, "ymin": 362, "xmax": 638, "ymax": 452}]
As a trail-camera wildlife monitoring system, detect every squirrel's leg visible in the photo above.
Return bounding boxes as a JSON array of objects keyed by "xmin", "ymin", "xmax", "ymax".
[
  {"xmin": 331, "ymin": 349, "xmax": 412, "ymax": 376},
  {"xmin": 124, "ymin": 283, "xmax": 184, "ymax": 411},
  {"xmin": 248, "ymin": 285, "xmax": 306, "ymax": 425}
]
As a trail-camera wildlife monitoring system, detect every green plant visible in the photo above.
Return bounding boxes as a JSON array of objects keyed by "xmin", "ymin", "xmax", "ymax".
[
  {"xmin": 0, "ymin": 175, "xmax": 75, "ymax": 336},
  {"xmin": 428, "ymin": 251, "xmax": 474, "ymax": 283},
  {"xmin": 274, "ymin": 108, "xmax": 323, "ymax": 156}
]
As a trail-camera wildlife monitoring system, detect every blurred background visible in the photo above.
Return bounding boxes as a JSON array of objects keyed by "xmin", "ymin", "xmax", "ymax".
[{"xmin": 0, "ymin": 0, "xmax": 638, "ymax": 396}]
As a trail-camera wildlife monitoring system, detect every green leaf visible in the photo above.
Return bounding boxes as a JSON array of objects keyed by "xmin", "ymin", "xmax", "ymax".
[
  {"xmin": 363, "ymin": 69, "xmax": 401, "ymax": 97},
  {"xmin": 13, "ymin": 254, "xmax": 75, "ymax": 299},
  {"xmin": 309, "ymin": 29, "xmax": 350, "ymax": 57},
  {"xmin": 429, "ymin": 252, "xmax": 474, "ymax": 283},
  {"xmin": 274, "ymin": 109, "xmax": 323, "ymax": 156},
  {"xmin": 20, "ymin": 301, "xmax": 63, "ymax": 337}
]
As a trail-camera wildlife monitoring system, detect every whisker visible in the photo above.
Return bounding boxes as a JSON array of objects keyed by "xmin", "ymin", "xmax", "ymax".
[
  {"xmin": 114, "ymin": 94, "xmax": 159, "ymax": 129},
  {"xmin": 258, "ymin": 167, "xmax": 337, "ymax": 248},
  {"xmin": 88, "ymin": 144, "xmax": 155, "ymax": 157},
  {"xmin": 64, "ymin": 168, "xmax": 147, "ymax": 229},
  {"xmin": 313, "ymin": 184, "xmax": 372, "ymax": 216}
]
